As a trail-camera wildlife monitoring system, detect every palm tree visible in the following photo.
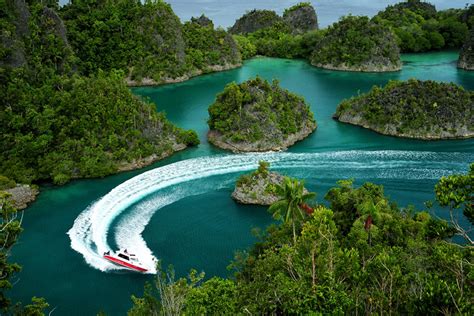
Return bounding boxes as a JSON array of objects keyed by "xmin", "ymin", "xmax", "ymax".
[{"xmin": 269, "ymin": 177, "xmax": 316, "ymax": 243}]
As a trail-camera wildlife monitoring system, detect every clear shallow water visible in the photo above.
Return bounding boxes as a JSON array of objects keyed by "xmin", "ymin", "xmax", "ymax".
[{"xmin": 11, "ymin": 51, "xmax": 474, "ymax": 315}]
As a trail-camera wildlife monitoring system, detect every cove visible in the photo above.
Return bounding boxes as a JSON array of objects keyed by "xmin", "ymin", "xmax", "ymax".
[{"xmin": 10, "ymin": 52, "xmax": 474, "ymax": 316}]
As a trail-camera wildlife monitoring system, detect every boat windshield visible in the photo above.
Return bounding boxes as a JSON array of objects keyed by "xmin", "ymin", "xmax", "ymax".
[{"xmin": 118, "ymin": 253, "xmax": 129, "ymax": 261}]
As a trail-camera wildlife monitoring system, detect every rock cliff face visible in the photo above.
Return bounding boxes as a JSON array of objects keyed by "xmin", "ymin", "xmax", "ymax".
[
  {"xmin": 0, "ymin": 0, "xmax": 29, "ymax": 68},
  {"xmin": 191, "ymin": 14, "xmax": 213, "ymax": 27},
  {"xmin": 283, "ymin": 3, "xmax": 318, "ymax": 34},
  {"xmin": 229, "ymin": 9, "xmax": 282, "ymax": 34},
  {"xmin": 311, "ymin": 16, "xmax": 401, "ymax": 72},
  {"xmin": 5, "ymin": 184, "xmax": 39, "ymax": 210},
  {"xmin": 207, "ymin": 77, "xmax": 316, "ymax": 153},
  {"xmin": 334, "ymin": 79, "xmax": 474, "ymax": 139},
  {"xmin": 458, "ymin": 28, "xmax": 474, "ymax": 71}
]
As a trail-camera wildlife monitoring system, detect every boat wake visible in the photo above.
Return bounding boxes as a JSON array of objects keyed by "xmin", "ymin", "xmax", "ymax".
[{"xmin": 67, "ymin": 150, "xmax": 472, "ymax": 274}]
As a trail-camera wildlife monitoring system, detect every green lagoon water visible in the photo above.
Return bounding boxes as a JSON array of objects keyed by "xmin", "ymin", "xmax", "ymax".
[{"xmin": 10, "ymin": 52, "xmax": 474, "ymax": 315}]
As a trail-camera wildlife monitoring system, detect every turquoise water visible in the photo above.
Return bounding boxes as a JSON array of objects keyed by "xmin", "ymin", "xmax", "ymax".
[{"xmin": 10, "ymin": 51, "xmax": 474, "ymax": 315}]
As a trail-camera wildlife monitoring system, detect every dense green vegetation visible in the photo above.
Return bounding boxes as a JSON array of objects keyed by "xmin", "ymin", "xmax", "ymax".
[
  {"xmin": 0, "ymin": 0, "xmax": 199, "ymax": 185},
  {"xmin": 0, "ymin": 192, "xmax": 49, "ymax": 314},
  {"xmin": 335, "ymin": 79, "xmax": 474, "ymax": 139},
  {"xmin": 232, "ymin": 1, "xmax": 473, "ymax": 67},
  {"xmin": 130, "ymin": 168, "xmax": 473, "ymax": 314},
  {"xmin": 311, "ymin": 15, "xmax": 401, "ymax": 71},
  {"xmin": 373, "ymin": 0, "xmax": 471, "ymax": 53},
  {"xmin": 207, "ymin": 77, "xmax": 316, "ymax": 151},
  {"xmin": 435, "ymin": 163, "xmax": 474, "ymax": 244},
  {"xmin": 61, "ymin": 0, "xmax": 241, "ymax": 84},
  {"xmin": 231, "ymin": 2, "xmax": 321, "ymax": 59}
]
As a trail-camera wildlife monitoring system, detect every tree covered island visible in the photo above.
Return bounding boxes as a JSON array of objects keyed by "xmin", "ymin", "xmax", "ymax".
[
  {"xmin": 311, "ymin": 16, "xmax": 402, "ymax": 72},
  {"xmin": 207, "ymin": 77, "xmax": 317, "ymax": 152},
  {"xmin": 334, "ymin": 79, "xmax": 474, "ymax": 139},
  {"xmin": 0, "ymin": 0, "xmax": 199, "ymax": 186}
]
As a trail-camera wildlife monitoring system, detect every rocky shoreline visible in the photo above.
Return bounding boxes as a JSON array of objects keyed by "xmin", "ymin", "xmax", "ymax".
[
  {"xmin": 117, "ymin": 143, "xmax": 187, "ymax": 172},
  {"xmin": 232, "ymin": 171, "xmax": 284, "ymax": 205},
  {"xmin": 208, "ymin": 121, "xmax": 316, "ymax": 153},
  {"xmin": 312, "ymin": 62, "xmax": 401, "ymax": 73},
  {"xmin": 335, "ymin": 113, "xmax": 474, "ymax": 140},
  {"xmin": 126, "ymin": 63, "xmax": 242, "ymax": 87},
  {"xmin": 5, "ymin": 184, "xmax": 39, "ymax": 210},
  {"xmin": 232, "ymin": 169, "xmax": 309, "ymax": 206}
]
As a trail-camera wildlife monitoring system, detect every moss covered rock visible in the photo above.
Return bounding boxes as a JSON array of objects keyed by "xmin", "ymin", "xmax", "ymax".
[
  {"xmin": 311, "ymin": 16, "xmax": 401, "ymax": 72},
  {"xmin": 458, "ymin": 28, "xmax": 474, "ymax": 71},
  {"xmin": 283, "ymin": 2, "xmax": 318, "ymax": 34},
  {"xmin": 207, "ymin": 77, "xmax": 316, "ymax": 152},
  {"xmin": 229, "ymin": 9, "xmax": 283, "ymax": 35},
  {"xmin": 334, "ymin": 79, "xmax": 474, "ymax": 139}
]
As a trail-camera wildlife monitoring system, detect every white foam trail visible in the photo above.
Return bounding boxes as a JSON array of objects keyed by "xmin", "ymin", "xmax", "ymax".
[{"xmin": 67, "ymin": 150, "xmax": 472, "ymax": 273}]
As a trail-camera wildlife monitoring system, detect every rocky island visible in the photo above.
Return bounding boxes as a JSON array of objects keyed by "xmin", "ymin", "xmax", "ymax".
[
  {"xmin": 334, "ymin": 79, "xmax": 474, "ymax": 139},
  {"xmin": 229, "ymin": 3, "xmax": 318, "ymax": 35},
  {"xmin": 232, "ymin": 161, "xmax": 308, "ymax": 205},
  {"xmin": 311, "ymin": 16, "xmax": 401, "ymax": 72},
  {"xmin": 458, "ymin": 28, "xmax": 474, "ymax": 71},
  {"xmin": 207, "ymin": 77, "xmax": 317, "ymax": 152}
]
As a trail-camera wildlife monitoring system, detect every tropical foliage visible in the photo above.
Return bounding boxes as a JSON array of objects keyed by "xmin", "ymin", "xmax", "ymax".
[
  {"xmin": 335, "ymin": 79, "xmax": 474, "ymax": 139},
  {"xmin": 208, "ymin": 77, "xmax": 316, "ymax": 147},
  {"xmin": 0, "ymin": 1, "xmax": 199, "ymax": 185},
  {"xmin": 373, "ymin": 0, "xmax": 471, "ymax": 52},
  {"xmin": 0, "ymin": 192, "xmax": 49, "ymax": 314},
  {"xmin": 130, "ymin": 172, "xmax": 473, "ymax": 315},
  {"xmin": 311, "ymin": 15, "xmax": 401, "ymax": 71},
  {"xmin": 435, "ymin": 163, "xmax": 474, "ymax": 244},
  {"xmin": 269, "ymin": 177, "xmax": 316, "ymax": 242},
  {"xmin": 61, "ymin": 0, "xmax": 241, "ymax": 83}
]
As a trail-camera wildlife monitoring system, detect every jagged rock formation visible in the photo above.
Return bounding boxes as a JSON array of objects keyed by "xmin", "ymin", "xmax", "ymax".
[
  {"xmin": 283, "ymin": 3, "xmax": 318, "ymax": 34},
  {"xmin": 458, "ymin": 28, "xmax": 474, "ymax": 71},
  {"xmin": 311, "ymin": 16, "xmax": 401, "ymax": 72},
  {"xmin": 334, "ymin": 79, "xmax": 474, "ymax": 139},
  {"xmin": 191, "ymin": 14, "xmax": 213, "ymax": 27},
  {"xmin": 229, "ymin": 9, "xmax": 282, "ymax": 34},
  {"xmin": 208, "ymin": 77, "xmax": 316, "ymax": 152}
]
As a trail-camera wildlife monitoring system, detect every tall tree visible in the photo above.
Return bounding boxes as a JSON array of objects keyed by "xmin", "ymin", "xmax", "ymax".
[{"xmin": 269, "ymin": 177, "xmax": 315, "ymax": 242}]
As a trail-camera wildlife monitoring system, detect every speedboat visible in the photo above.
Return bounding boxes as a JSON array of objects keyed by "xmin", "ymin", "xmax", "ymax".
[{"xmin": 103, "ymin": 249, "xmax": 148, "ymax": 272}]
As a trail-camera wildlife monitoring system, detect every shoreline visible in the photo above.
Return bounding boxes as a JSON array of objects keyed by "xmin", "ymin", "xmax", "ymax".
[
  {"xmin": 334, "ymin": 116, "xmax": 474, "ymax": 140},
  {"xmin": 126, "ymin": 63, "xmax": 242, "ymax": 87},
  {"xmin": 312, "ymin": 62, "xmax": 402, "ymax": 73},
  {"xmin": 208, "ymin": 121, "xmax": 317, "ymax": 153}
]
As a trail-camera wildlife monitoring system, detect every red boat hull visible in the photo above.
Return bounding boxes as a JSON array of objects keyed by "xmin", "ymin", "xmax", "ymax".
[{"xmin": 104, "ymin": 255, "xmax": 148, "ymax": 272}]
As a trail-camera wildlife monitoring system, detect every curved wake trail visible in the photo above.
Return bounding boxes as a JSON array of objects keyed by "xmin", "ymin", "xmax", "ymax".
[{"xmin": 67, "ymin": 150, "xmax": 472, "ymax": 273}]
